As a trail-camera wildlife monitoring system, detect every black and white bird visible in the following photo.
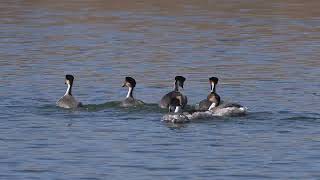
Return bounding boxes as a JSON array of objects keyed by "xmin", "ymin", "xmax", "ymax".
[
  {"xmin": 198, "ymin": 77, "xmax": 221, "ymax": 111},
  {"xmin": 120, "ymin": 77, "xmax": 144, "ymax": 107},
  {"xmin": 56, "ymin": 74, "xmax": 82, "ymax": 109},
  {"xmin": 197, "ymin": 77, "xmax": 247, "ymax": 116},
  {"xmin": 162, "ymin": 95, "xmax": 190, "ymax": 123},
  {"xmin": 159, "ymin": 76, "xmax": 188, "ymax": 109}
]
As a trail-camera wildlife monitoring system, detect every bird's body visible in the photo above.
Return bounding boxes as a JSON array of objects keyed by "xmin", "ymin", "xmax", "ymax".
[
  {"xmin": 160, "ymin": 91, "xmax": 187, "ymax": 109},
  {"xmin": 56, "ymin": 95, "xmax": 81, "ymax": 109},
  {"xmin": 197, "ymin": 77, "xmax": 246, "ymax": 116},
  {"xmin": 198, "ymin": 99, "xmax": 211, "ymax": 111},
  {"xmin": 197, "ymin": 77, "xmax": 220, "ymax": 111},
  {"xmin": 56, "ymin": 74, "xmax": 82, "ymax": 109},
  {"xmin": 120, "ymin": 77, "xmax": 145, "ymax": 107},
  {"xmin": 120, "ymin": 97, "xmax": 144, "ymax": 107},
  {"xmin": 159, "ymin": 76, "xmax": 187, "ymax": 109},
  {"xmin": 162, "ymin": 95, "xmax": 190, "ymax": 123}
]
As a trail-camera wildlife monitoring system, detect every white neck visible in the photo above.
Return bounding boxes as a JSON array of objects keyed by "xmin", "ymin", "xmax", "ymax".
[
  {"xmin": 64, "ymin": 83, "xmax": 71, "ymax": 96},
  {"xmin": 126, "ymin": 87, "xmax": 133, "ymax": 98},
  {"xmin": 174, "ymin": 106, "xmax": 182, "ymax": 113},
  {"xmin": 211, "ymin": 82, "xmax": 215, "ymax": 92},
  {"xmin": 208, "ymin": 103, "xmax": 217, "ymax": 111}
]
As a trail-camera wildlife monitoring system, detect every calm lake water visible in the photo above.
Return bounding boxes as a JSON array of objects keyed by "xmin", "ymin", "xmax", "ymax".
[{"xmin": 1, "ymin": 0, "xmax": 320, "ymax": 179}]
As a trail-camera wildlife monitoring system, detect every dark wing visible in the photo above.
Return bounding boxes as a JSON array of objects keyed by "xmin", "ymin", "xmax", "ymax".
[
  {"xmin": 159, "ymin": 91, "xmax": 186, "ymax": 109},
  {"xmin": 198, "ymin": 99, "xmax": 212, "ymax": 111},
  {"xmin": 219, "ymin": 102, "xmax": 243, "ymax": 108}
]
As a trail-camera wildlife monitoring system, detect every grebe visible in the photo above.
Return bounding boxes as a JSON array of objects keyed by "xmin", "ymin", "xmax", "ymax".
[
  {"xmin": 120, "ymin": 77, "xmax": 144, "ymax": 107},
  {"xmin": 199, "ymin": 77, "xmax": 247, "ymax": 116},
  {"xmin": 159, "ymin": 76, "xmax": 188, "ymax": 109},
  {"xmin": 162, "ymin": 95, "xmax": 190, "ymax": 123},
  {"xmin": 56, "ymin": 74, "xmax": 82, "ymax": 109},
  {"xmin": 198, "ymin": 77, "xmax": 221, "ymax": 111}
]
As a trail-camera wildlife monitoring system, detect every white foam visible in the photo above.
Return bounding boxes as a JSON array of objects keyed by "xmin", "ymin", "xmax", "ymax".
[
  {"xmin": 212, "ymin": 107, "xmax": 247, "ymax": 116},
  {"xmin": 162, "ymin": 106, "xmax": 248, "ymax": 123},
  {"xmin": 162, "ymin": 113, "xmax": 190, "ymax": 123}
]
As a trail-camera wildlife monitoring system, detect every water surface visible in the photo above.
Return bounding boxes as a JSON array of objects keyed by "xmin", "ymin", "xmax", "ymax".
[{"xmin": 1, "ymin": 0, "xmax": 320, "ymax": 179}]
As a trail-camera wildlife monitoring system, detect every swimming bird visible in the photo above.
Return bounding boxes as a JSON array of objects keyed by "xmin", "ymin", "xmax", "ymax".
[
  {"xmin": 168, "ymin": 95, "xmax": 184, "ymax": 113},
  {"xmin": 162, "ymin": 95, "xmax": 190, "ymax": 123},
  {"xmin": 120, "ymin": 77, "xmax": 144, "ymax": 107},
  {"xmin": 159, "ymin": 76, "xmax": 188, "ymax": 109},
  {"xmin": 198, "ymin": 77, "xmax": 221, "ymax": 111},
  {"xmin": 199, "ymin": 77, "xmax": 247, "ymax": 116},
  {"xmin": 56, "ymin": 74, "xmax": 82, "ymax": 109}
]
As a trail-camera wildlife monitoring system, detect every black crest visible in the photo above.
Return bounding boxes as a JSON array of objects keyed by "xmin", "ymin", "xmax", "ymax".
[
  {"xmin": 66, "ymin": 74, "xmax": 74, "ymax": 82},
  {"xmin": 209, "ymin": 77, "xmax": 219, "ymax": 84},
  {"xmin": 175, "ymin": 76, "xmax": 186, "ymax": 82},
  {"xmin": 125, "ymin": 76, "xmax": 136, "ymax": 87}
]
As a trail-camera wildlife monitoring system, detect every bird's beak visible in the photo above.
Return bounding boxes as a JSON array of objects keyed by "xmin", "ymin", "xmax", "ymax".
[{"xmin": 122, "ymin": 82, "xmax": 126, "ymax": 87}]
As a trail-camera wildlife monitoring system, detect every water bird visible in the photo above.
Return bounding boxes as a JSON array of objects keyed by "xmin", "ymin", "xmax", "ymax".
[
  {"xmin": 162, "ymin": 95, "xmax": 190, "ymax": 123},
  {"xmin": 198, "ymin": 77, "xmax": 221, "ymax": 111},
  {"xmin": 56, "ymin": 74, "xmax": 82, "ymax": 109},
  {"xmin": 120, "ymin": 76, "xmax": 144, "ymax": 107},
  {"xmin": 159, "ymin": 76, "xmax": 188, "ymax": 109},
  {"xmin": 197, "ymin": 77, "xmax": 247, "ymax": 116}
]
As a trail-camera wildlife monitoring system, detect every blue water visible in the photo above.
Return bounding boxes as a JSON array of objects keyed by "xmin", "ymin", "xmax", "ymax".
[{"xmin": 1, "ymin": 1, "xmax": 320, "ymax": 179}]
